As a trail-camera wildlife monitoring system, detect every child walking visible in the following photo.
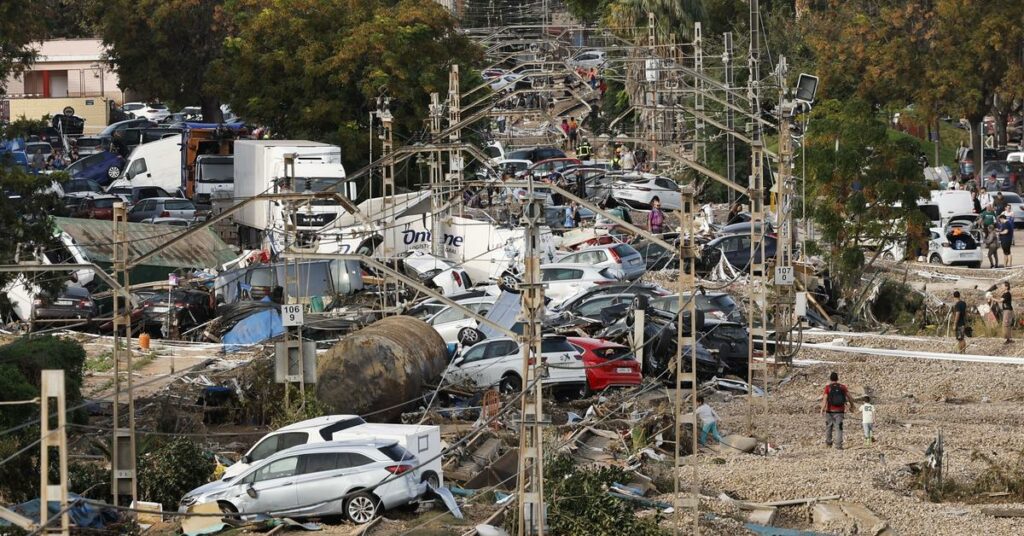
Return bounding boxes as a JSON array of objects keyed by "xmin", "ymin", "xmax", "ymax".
[
  {"xmin": 859, "ymin": 396, "xmax": 875, "ymax": 445},
  {"xmin": 696, "ymin": 395, "xmax": 723, "ymax": 446}
]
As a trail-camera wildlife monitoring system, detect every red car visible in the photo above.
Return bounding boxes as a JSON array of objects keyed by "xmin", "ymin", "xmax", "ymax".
[
  {"xmin": 567, "ymin": 337, "xmax": 642, "ymax": 394},
  {"xmin": 75, "ymin": 195, "xmax": 120, "ymax": 220}
]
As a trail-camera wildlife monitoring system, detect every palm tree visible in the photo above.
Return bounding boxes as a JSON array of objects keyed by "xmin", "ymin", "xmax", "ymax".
[{"xmin": 605, "ymin": 0, "xmax": 707, "ymax": 42}]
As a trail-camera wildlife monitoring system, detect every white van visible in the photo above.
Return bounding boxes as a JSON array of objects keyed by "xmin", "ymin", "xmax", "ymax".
[
  {"xmin": 112, "ymin": 136, "xmax": 183, "ymax": 195},
  {"xmin": 1008, "ymin": 152, "xmax": 1024, "ymax": 164},
  {"xmin": 930, "ymin": 190, "xmax": 973, "ymax": 221},
  {"xmin": 221, "ymin": 415, "xmax": 443, "ymax": 488}
]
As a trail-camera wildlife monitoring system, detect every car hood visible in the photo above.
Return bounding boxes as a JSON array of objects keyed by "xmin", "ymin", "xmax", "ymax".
[{"xmin": 184, "ymin": 478, "xmax": 235, "ymax": 501}]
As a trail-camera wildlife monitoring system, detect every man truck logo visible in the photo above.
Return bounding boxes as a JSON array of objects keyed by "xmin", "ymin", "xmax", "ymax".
[{"xmin": 292, "ymin": 213, "xmax": 337, "ymax": 227}]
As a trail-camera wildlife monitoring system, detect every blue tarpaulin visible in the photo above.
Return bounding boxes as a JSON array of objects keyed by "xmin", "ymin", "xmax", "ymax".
[
  {"xmin": 222, "ymin": 307, "xmax": 285, "ymax": 351},
  {"xmin": 0, "ymin": 493, "xmax": 119, "ymax": 529}
]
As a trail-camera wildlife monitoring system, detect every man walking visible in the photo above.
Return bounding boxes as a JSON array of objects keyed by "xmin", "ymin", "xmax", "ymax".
[
  {"xmin": 1001, "ymin": 281, "xmax": 1014, "ymax": 344},
  {"xmin": 952, "ymin": 290, "xmax": 967, "ymax": 354},
  {"xmin": 821, "ymin": 372, "xmax": 854, "ymax": 450}
]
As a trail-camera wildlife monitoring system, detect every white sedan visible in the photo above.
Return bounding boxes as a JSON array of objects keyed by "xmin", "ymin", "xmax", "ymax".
[
  {"xmin": 538, "ymin": 263, "xmax": 621, "ymax": 307},
  {"xmin": 425, "ymin": 296, "xmax": 497, "ymax": 344}
]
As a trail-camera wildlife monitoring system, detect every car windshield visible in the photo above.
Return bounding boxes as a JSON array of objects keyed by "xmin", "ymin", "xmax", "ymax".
[
  {"xmin": 984, "ymin": 161, "xmax": 1010, "ymax": 174},
  {"xmin": 164, "ymin": 200, "xmax": 195, "ymax": 210},
  {"xmin": 296, "ymin": 177, "xmax": 340, "ymax": 192},
  {"xmin": 76, "ymin": 138, "xmax": 102, "ymax": 147},
  {"xmin": 92, "ymin": 198, "xmax": 116, "ymax": 208},
  {"xmin": 1001, "ymin": 193, "xmax": 1022, "ymax": 203},
  {"xmin": 590, "ymin": 345, "xmax": 631, "ymax": 361},
  {"xmin": 26, "ymin": 144, "xmax": 50, "ymax": 156},
  {"xmin": 197, "ymin": 158, "xmax": 233, "ymax": 183},
  {"xmin": 123, "ymin": 104, "xmax": 144, "ymax": 111},
  {"xmin": 378, "ymin": 443, "xmax": 414, "ymax": 462}
]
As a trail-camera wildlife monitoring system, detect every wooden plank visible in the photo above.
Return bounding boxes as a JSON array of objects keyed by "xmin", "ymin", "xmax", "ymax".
[{"xmin": 763, "ymin": 495, "xmax": 841, "ymax": 507}]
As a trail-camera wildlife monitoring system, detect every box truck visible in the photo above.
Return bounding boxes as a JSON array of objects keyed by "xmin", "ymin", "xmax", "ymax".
[{"xmin": 233, "ymin": 140, "xmax": 355, "ymax": 250}]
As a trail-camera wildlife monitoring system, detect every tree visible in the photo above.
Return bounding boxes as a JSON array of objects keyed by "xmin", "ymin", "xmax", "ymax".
[
  {"xmin": 803, "ymin": 99, "xmax": 927, "ymax": 292},
  {"xmin": 216, "ymin": 0, "xmax": 482, "ymax": 174},
  {"xmin": 0, "ymin": 3, "xmax": 45, "ymax": 94},
  {"xmin": 604, "ymin": 0, "xmax": 707, "ymax": 41},
  {"xmin": 93, "ymin": 0, "xmax": 229, "ymax": 121}
]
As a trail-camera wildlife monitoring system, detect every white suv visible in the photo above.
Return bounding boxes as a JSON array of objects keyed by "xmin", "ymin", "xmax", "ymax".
[
  {"xmin": 443, "ymin": 336, "xmax": 585, "ymax": 394},
  {"xmin": 221, "ymin": 415, "xmax": 443, "ymax": 488},
  {"xmin": 538, "ymin": 264, "xmax": 621, "ymax": 306}
]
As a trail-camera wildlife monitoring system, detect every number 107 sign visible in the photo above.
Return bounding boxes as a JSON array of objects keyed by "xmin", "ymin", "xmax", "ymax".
[
  {"xmin": 774, "ymin": 266, "xmax": 795, "ymax": 285},
  {"xmin": 281, "ymin": 304, "xmax": 304, "ymax": 326}
]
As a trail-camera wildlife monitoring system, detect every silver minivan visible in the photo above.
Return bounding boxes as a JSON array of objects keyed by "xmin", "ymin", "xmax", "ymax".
[{"xmin": 180, "ymin": 439, "xmax": 423, "ymax": 524}]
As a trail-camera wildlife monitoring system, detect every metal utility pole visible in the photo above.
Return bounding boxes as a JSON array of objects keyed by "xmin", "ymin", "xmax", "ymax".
[
  {"xmin": 647, "ymin": 13, "xmax": 658, "ymax": 164},
  {"xmin": 280, "ymin": 155, "xmax": 307, "ymax": 408},
  {"xmin": 673, "ymin": 187, "xmax": 700, "ymax": 536},
  {"xmin": 516, "ymin": 182, "xmax": 546, "ymax": 536},
  {"xmin": 745, "ymin": 0, "xmax": 770, "ymax": 434},
  {"xmin": 428, "ymin": 92, "xmax": 445, "ymax": 257},
  {"xmin": 724, "ymin": 32, "xmax": 736, "ymax": 205},
  {"xmin": 39, "ymin": 370, "xmax": 69, "ymax": 536},
  {"xmin": 110, "ymin": 203, "xmax": 136, "ymax": 507},
  {"xmin": 377, "ymin": 96, "xmax": 396, "ymax": 259},
  {"xmin": 773, "ymin": 82, "xmax": 798, "ymax": 365},
  {"xmin": 448, "ymin": 65, "xmax": 463, "ymax": 220},
  {"xmin": 693, "ymin": 23, "xmax": 706, "ymax": 164}
]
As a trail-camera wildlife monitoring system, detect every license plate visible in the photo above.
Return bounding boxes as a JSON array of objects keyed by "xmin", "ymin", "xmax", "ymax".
[
  {"xmin": 629, "ymin": 259, "xmax": 641, "ymax": 265},
  {"xmin": 616, "ymin": 367, "xmax": 632, "ymax": 374},
  {"xmin": 56, "ymin": 299, "xmax": 74, "ymax": 306},
  {"xmin": 151, "ymin": 306, "xmax": 169, "ymax": 313}
]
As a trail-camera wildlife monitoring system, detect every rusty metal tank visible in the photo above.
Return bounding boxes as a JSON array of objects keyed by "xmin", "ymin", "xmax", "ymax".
[{"xmin": 316, "ymin": 316, "xmax": 448, "ymax": 421}]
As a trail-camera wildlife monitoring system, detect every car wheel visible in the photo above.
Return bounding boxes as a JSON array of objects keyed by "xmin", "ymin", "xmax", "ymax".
[
  {"xmin": 458, "ymin": 327, "xmax": 484, "ymax": 347},
  {"xmin": 499, "ymin": 373, "xmax": 522, "ymax": 394},
  {"xmin": 929, "ymin": 254, "xmax": 943, "ymax": 265},
  {"xmin": 344, "ymin": 492, "xmax": 379, "ymax": 524},
  {"xmin": 107, "ymin": 165, "xmax": 121, "ymax": 179},
  {"xmin": 422, "ymin": 472, "xmax": 440, "ymax": 489},
  {"xmin": 882, "ymin": 251, "xmax": 896, "ymax": 262},
  {"xmin": 217, "ymin": 501, "xmax": 239, "ymax": 518},
  {"xmin": 498, "ymin": 272, "xmax": 520, "ymax": 294}
]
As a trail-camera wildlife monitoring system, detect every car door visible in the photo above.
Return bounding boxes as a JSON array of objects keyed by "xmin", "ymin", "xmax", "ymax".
[
  {"xmin": 449, "ymin": 343, "xmax": 488, "ymax": 386},
  {"xmin": 128, "ymin": 200, "xmax": 151, "ymax": 222},
  {"xmin": 480, "ymin": 340, "xmax": 520, "ymax": 387},
  {"xmin": 246, "ymin": 456, "xmax": 301, "ymax": 514},
  {"xmin": 291, "ymin": 453, "xmax": 344, "ymax": 515}
]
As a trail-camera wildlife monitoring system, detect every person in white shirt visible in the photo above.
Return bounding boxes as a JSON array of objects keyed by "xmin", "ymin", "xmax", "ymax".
[
  {"xmin": 695, "ymin": 395, "xmax": 723, "ymax": 446},
  {"xmin": 859, "ymin": 396, "xmax": 876, "ymax": 445}
]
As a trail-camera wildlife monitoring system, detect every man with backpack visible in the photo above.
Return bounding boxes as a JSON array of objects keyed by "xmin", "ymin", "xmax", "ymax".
[{"xmin": 821, "ymin": 372, "xmax": 854, "ymax": 450}]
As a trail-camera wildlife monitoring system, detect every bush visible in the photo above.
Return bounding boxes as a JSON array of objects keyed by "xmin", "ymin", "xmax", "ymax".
[
  {"xmin": 871, "ymin": 281, "xmax": 925, "ymax": 328},
  {"xmin": 506, "ymin": 455, "xmax": 665, "ymax": 535},
  {"xmin": 0, "ymin": 336, "xmax": 87, "ymax": 427},
  {"xmin": 138, "ymin": 437, "xmax": 215, "ymax": 508}
]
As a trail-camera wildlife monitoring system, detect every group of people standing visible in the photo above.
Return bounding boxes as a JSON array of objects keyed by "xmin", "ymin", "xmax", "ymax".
[{"xmin": 973, "ymin": 185, "xmax": 1015, "ymax": 267}]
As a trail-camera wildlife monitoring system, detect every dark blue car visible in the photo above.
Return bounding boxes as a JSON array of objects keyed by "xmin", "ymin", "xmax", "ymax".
[{"xmin": 66, "ymin": 151, "xmax": 125, "ymax": 186}]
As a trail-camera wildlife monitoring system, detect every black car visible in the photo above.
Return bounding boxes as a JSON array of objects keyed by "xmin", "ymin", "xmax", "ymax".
[
  {"xmin": 505, "ymin": 146, "xmax": 566, "ymax": 164},
  {"xmin": 650, "ymin": 292, "xmax": 745, "ymax": 324},
  {"xmin": 697, "ymin": 319, "xmax": 749, "ymax": 374},
  {"xmin": 30, "ymin": 287, "xmax": 97, "ymax": 331},
  {"xmin": 133, "ymin": 289, "xmax": 215, "ymax": 338},
  {"xmin": 698, "ymin": 233, "xmax": 779, "ymax": 273}
]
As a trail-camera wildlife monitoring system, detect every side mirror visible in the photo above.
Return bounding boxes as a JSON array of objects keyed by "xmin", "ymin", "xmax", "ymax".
[
  {"xmin": 453, "ymin": 357, "xmax": 465, "ymax": 367},
  {"xmin": 241, "ymin": 454, "xmax": 251, "ymax": 464},
  {"xmin": 246, "ymin": 483, "xmax": 257, "ymax": 499}
]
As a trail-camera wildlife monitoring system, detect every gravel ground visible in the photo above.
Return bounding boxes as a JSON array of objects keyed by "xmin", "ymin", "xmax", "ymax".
[{"xmin": 689, "ymin": 334, "xmax": 1024, "ymax": 535}]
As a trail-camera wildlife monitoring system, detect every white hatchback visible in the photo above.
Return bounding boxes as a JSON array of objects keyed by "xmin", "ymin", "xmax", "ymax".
[{"xmin": 443, "ymin": 335, "xmax": 585, "ymax": 394}]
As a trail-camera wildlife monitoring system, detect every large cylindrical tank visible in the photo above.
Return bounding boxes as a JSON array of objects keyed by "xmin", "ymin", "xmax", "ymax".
[{"xmin": 316, "ymin": 316, "xmax": 448, "ymax": 421}]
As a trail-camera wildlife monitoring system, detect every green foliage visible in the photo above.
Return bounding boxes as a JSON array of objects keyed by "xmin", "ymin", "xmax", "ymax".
[
  {"xmin": 216, "ymin": 0, "xmax": 482, "ymax": 175},
  {"xmin": 804, "ymin": 99, "xmax": 927, "ymax": 293},
  {"xmin": 604, "ymin": 0, "xmax": 706, "ymax": 41},
  {"xmin": 68, "ymin": 461, "xmax": 111, "ymax": 499},
  {"xmin": 508, "ymin": 455, "xmax": 665, "ymax": 535},
  {"xmin": 138, "ymin": 437, "xmax": 215, "ymax": 508},
  {"xmin": 93, "ymin": 0, "xmax": 228, "ymax": 119},
  {"xmin": 871, "ymin": 281, "xmax": 924, "ymax": 328},
  {"xmin": 0, "ymin": 336, "xmax": 88, "ymax": 428},
  {"xmin": 0, "ymin": 163, "xmax": 68, "ymax": 304}
]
